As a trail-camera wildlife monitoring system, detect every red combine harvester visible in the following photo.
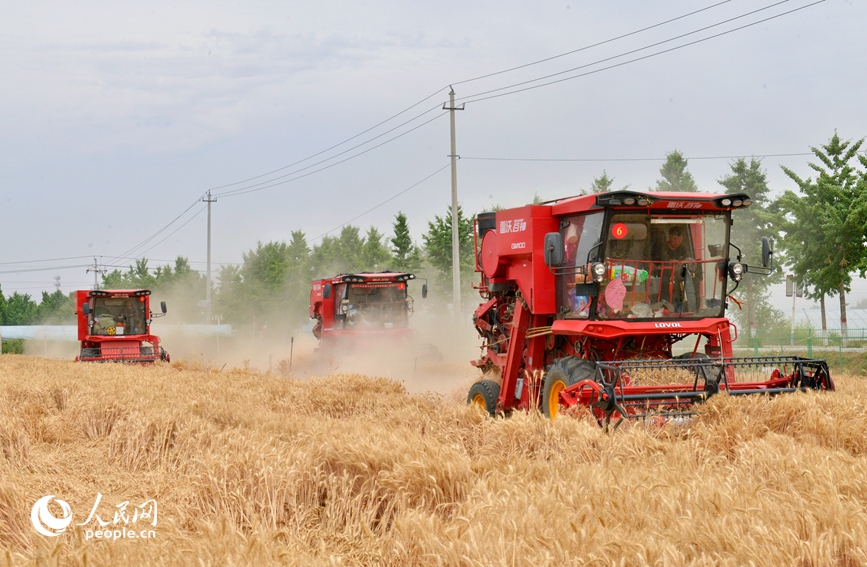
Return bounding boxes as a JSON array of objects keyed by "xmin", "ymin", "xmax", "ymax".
[
  {"xmin": 309, "ymin": 272, "xmax": 435, "ymax": 359},
  {"xmin": 468, "ymin": 190, "xmax": 832, "ymax": 427},
  {"xmin": 75, "ymin": 289, "xmax": 169, "ymax": 363}
]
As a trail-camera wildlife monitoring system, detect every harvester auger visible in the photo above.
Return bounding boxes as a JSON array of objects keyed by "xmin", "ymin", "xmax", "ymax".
[{"xmin": 466, "ymin": 190, "xmax": 834, "ymax": 426}]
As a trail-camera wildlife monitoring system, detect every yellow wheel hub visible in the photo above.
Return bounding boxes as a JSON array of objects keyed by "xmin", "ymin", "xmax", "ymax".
[
  {"xmin": 472, "ymin": 393, "xmax": 488, "ymax": 411},
  {"xmin": 548, "ymin": 380, "xmax": 565, "ymax": 419}
]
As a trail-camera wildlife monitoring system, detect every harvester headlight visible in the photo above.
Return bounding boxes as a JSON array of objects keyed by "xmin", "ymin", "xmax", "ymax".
[
  {"xmin": 592, "ymin": 262, "xmax": 606, "ymax": 283},
  {"xmin": 733, "ymin": 199, "xmax": 743, "ymax": 207},
  {"xmin": 623, "ymin": 197, "xmax": 636, "ymax": 205},
  {"xmin": 742, "ymin": 199, "xmax": 752, "ymax": 207},
  {"xmin": 637, "ymin": 198, "xmax": 650, "ymax": 206},
  {"xmin": 721, "ymin": 198, "xmax": 732, "ymax": 207},
  {"xmin": 729, "ymin": 262, "xmax": 744, "ymax": 282}
]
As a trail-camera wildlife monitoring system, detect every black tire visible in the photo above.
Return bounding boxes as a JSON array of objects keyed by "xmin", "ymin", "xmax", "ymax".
[
  {"xmin": 673, "ymin": 352, "xmax": 721, "ymax": 385},
  {"xmin": 80, "ymin": 348, "xmax": 101, "ymax": 360},
  {"xmin": 467, "ymin": 380, "xmax": 501, "ymax": 416},
  {"xmin": 542, "ymin": 357, "xmax": 597, "ymax": 419}
]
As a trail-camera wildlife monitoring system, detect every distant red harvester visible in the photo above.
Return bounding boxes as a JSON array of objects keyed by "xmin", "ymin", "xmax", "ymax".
[
  {"xmin": 75, "ymin": 289, "xmax": 169, "ymax": 363},
  {"xmin": 467, "ymin": 190, "xmax": 833, "ymax": 427},
  {"xmin": 309, "ymin": 272, "xmax": 429, "ymax": 356}
]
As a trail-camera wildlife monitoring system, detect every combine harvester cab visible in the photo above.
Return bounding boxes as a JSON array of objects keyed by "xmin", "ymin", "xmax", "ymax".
[
  {"xmin": 309, "ymin": 272, "xmax": 440, "ymax": 362},
  {"xmin": 75, "ymin": 289, "xmax": 170, "ymax": 363},
  {"xmin": 468, "ymin": 190, "xmax": 833, "ymax": 427}
]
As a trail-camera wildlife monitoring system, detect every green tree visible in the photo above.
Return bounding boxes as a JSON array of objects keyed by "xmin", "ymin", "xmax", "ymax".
[
  {"xmin": 311, "ymin": 226, "xmax": 366, "ymax": 276},
  {"xmin": 422, "ymin": 205, "xmax": 475, "ymax": 299},
  {"xmin": 654, "ymin": 150, "xmax": 698, "ymax": 192},
  {"xmin": 586, "ymin": 170, "xmax": 630, "ymax": 194},
  {"xmin": 717, "ymin": 158, "xmax": 783, "ymax": 337},
  {"xmin": 778, "ymin": 132, "xmax": 867, "ymax": 341},
  {"xmin": 152, "ymin": 257, "xmax": 206, "ymax": 323},
  {"xmin": 360, "ymin": 227, "xmax": 392, "ymax": 271},
  {"xmin": 285, "ymin": 231, "xmax": 313, "ymax": 327},
  {"xmin": 5, "ymin": 292, "xmax": 38, "ymax": 325},
  {"xmin": 0, "ymin": 285, "xmax": 7, "ymax": 325},
  {"xmin": 213, "ymin": 264, "xmax": 245, "ymax": 327},
  {"xmin": 35, "ymin": 290, "xmax": 76, "ymax": 324},
  {"xmin": 390, "ymin": 212, "xmax": 423, "ymax": 273}
]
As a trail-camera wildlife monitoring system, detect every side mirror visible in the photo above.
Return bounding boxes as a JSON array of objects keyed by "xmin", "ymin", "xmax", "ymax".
[
  {"xmin": 544, "ymin": 232, "xmax": 564, "ymax": 267},
  {"xmin": 82, "ymin": 304, "xmax": 91, "ymax": 316},
  {"xmin": 761, "ymin": 237, "xmax": 773, "ymax": 269},
  {"xmin": 323, "ymin": 284, "xmax": 332, "ymax": 299},
  {"xmin": 161, "ymin": 301, "xmax": 167, "ymax": 314},
  {"xmin": 422, "ymin": 283, "xmax": 428, "ymax": 299}
]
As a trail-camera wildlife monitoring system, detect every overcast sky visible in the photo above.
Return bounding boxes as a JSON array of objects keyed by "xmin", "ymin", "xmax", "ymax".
[{"xmin": 1, "ymin": 0, "xmax": 865, "ymax": 313}]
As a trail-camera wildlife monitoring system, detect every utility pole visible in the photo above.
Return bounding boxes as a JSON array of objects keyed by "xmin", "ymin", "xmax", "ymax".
[
  {"xmin": 202, "ymin": 191, "xmax": 217, "ymax": 325},
  {"xmin": 54, "ymin": 275, "xmax": 61, "ymax": 291},
  {"xmin": 443, "ymin": 87, "xmax": 464, "ymax": 325},
  {"xmin": 86, "ymin": 257, "xmax": 105, "ymax": 290}
]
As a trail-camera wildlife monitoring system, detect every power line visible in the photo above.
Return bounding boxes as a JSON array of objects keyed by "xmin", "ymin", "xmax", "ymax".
[
  {"xmin": 0, "ymin": 264, "xmax": 91, "ymax": 275},
  {"xmin": 310, "ymin": 163, "xmax": 451, "ymax": 242},
  {"xmin": 97, "ymin": 1, "xmax": 825, "ymax": 271},
  {"xmin": 462, "ymin": 152, "xmax": 814, "ymax": 163},
  {"xmin": 0, "ymin": 255, "xmax": 96, "ymax": 266},
  {"xmin": 202, "ymin": 91, "xmax": 450, "ymax": 193},
  {"xmin": 133, "ymin": 206, "xmax": 208, "ymax": 258},
  {"xmin": 214, "ymin": 112, "xmax": 448, "ymax": 199},
  {"xmin": 458, "ymin": 1, "xmax": 825, "ymax": 105},
  {"xmin": 103, "ymin": 196, "xmax": 205, "ymax": 267},
  {"xmin": 452, "ymin": 0, "xmax": 733, "ymax": 87},
  {"xmin": 204, "ymin": 2, "xmax": 743, "ymax": 200}
]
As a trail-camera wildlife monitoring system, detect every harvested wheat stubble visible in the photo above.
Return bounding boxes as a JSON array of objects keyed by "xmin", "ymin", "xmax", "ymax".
[{"xmin": 0, "ymin": 355, "xmax": 865, "ymax": 566}]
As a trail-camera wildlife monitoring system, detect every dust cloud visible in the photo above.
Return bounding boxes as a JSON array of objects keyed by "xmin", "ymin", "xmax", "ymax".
[{"xmin": 157, "ymin": 311, "xmax": 484, "ymax": 399}]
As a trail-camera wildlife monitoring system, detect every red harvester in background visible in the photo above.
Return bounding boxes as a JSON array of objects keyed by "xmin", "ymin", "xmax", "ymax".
[
  {"xmin": 310, "ymin": 271, "xmax": 438, "ymax": 360},
  {"xmin": 468, "ymin": 190, "xmax": 832, "ymax": 427},
  {"xmin": 75, "ymin": 289, "xmax": 169, "ymax": 363}
]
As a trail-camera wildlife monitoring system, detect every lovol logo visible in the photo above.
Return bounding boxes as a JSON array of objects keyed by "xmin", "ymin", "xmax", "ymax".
[
  {"xmin": 510, "ymin": 242, "xmax": 526, "ymax": 250},
  {"xmin": 31, "ymin": 496, "xmax": 73, "ymax": 537},
  {"xmin": 654, "ymin": 322, "xmax": 683, "ymax": 328}
]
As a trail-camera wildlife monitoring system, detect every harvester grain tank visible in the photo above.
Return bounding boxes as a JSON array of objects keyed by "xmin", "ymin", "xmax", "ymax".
[
  {"xmin": 468, "ymin": 190, "xmax": 833, "ymax": 427},
  {"xmin": 75, "ymin": 289, "xmax": 170, "ymax": 363},
  {"xmin": 309, "ymin": 271, "xmax": 438, "ymax": 359}
]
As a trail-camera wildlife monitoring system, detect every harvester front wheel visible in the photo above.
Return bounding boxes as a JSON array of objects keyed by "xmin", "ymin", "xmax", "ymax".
[
  {"xmin": 467, "ymin": 380, "xmax": 500, "ymax": 417},
  {"xmin": 542, "ymin": 358, "xmax": 596, "ymax": 420}
]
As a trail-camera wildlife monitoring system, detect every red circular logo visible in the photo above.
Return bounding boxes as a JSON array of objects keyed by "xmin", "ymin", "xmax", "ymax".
[{"xmin": 611, "ymin": 223, "xmax": 628, "ymax": 239}]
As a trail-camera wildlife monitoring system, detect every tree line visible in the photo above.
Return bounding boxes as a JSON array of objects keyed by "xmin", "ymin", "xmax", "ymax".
[{"xmin": 2, "ymin": 131, "xmax": 865, "ymax": 339}]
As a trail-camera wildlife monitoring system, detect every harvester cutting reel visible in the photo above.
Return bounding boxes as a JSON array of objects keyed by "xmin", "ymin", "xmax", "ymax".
[{"xmin": 542, "ymin": 355, "xmax": 833, "ymax": 430}]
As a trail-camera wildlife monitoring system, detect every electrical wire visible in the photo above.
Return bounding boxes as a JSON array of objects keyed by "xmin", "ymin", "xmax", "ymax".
[
  {"xmin": 102, "ymin": 196, "xmax": 205, "ymax": 267},
  {"xmin": 206, "ymin": 0, "xmax": 740, "ymax": 200},
  {"xmin": 310, "ymin": 163, "xmax": 451, "ymax": 242},
  {"xmin": 95, "ymin": 0, "xmax": 826, "ymax": 270},
  {"xmin": 452, "ymin": 0, "xmax": 733, "ymax": 87},
  {"xmin": 215, "ymin": 113, "xmax": 449, "ymax": 199},
  {"xmin": 128, "ymin": 206, "xmax": 208, "ymax": 259},
  {"xmin": 0, "ymin": 264, "xmax": 91, "ymax": 275},
  {"xmin": 203, "ymin": 91, "xmax": 450, "ymax": 193},
  {"xmin": 457, "ymin": 1, "xmax": 824, "ymax": 105},
  {"xmin": 0, "ymin": 255, "xmax": 96, "ymax": 266},
  {"xmin": 462, "ymin": 152, "xmax": 815, "ymax": 163}
]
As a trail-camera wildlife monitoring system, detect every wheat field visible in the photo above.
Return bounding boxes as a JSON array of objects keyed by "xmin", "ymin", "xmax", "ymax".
[{"xmin": 0, "ymin": 355, "xmax": 865, "ymax": 566}]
